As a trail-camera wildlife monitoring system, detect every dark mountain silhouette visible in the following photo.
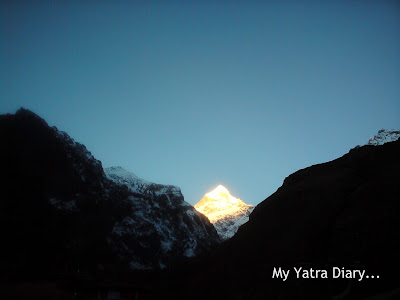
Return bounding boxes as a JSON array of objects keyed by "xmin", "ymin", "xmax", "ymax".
[
  {"xmin": 0, "ymin": 108, "xmax": 219, "ymax": 280},
  {"xmin": 161, "ymin": 138, "xmax": 400, "ymax": 299},
  {"xmin": 1, "ymin": 108, "xmax": 399, "ymax": 299}
]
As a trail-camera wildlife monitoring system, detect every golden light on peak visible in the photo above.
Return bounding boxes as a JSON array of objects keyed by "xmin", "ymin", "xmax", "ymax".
[{"xmin": 194, "ymin": 185, "xmax": 252, "ymax": 223}]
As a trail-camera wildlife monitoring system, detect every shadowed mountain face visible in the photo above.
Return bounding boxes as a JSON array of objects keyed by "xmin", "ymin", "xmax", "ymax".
[
  {"xmin": 167, "ymin": 139, "xmax": 400, "ymax": 299},
  {"xmin": 0, "ymin": 108, "xmax": 219, "ymax": 278}
]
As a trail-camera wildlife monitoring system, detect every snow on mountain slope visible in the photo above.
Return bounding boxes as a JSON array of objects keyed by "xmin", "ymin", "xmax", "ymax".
[
  {"xmin": 105, "ymin": 167, "xmax": 220, "ymax": 268},
  {"xmin": 194, "ymin": 185, "xmax": 254, "ymax": 240},
  {"xmin": 366, "ymin": 129, "xmax": 400, "ymax": 146},
  {"xmin": 104, "ymin": 166, "xmax": 183, "ymax": 199}
]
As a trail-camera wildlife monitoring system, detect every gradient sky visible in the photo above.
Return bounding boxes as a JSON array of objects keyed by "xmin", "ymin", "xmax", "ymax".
[{"xmin": 1, "ymin": 0, "xmax": 399, "ymax": 205}]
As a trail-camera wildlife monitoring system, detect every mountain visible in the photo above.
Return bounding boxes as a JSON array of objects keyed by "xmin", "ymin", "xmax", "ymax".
[
  {"xmin": 164, "ymin": 138, "xmax": 400, "ymax": 299},
  {"xmin": 365, "ymin": 129, "xmax": 400, "ymax": 146},
  {"xmin": 104, "ymin": 166, "xmax": 220, "ymax": 268},
  {"xmin": 0, "ymin": 108, "xmax": 219, "ymax": 277},
  {"xmin": 194, "ymin": 185, "xmax": 254, "ymax": 240}
]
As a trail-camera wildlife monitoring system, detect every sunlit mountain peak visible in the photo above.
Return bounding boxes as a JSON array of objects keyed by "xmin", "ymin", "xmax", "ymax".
[
  {"xmin": 194, "ymin": 185, "xmax": 254, "ymax": 240},
  {"xmin": 209, "ymin": 184, "xmax": 229, "ymax": 195},
  {"xmin": 204, "ymin": 184, "xmax": 238, "ymax": 205}
]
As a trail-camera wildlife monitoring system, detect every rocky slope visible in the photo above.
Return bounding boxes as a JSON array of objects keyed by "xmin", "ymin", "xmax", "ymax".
[
  {"xmin": 194, "ymin": 185, "xmax": 254, "ymax": 240},
  {"xmin": 0, "ymin": 108, "xmax": 219, "ymax": 277}
]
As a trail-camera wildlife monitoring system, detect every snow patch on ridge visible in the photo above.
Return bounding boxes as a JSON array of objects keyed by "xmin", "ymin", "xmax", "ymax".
[
  {"xmin": 366, "ymin": 129, "xmax": 400, "ymax": 146},
  {"xmin": 104, "ymin": 166, "xmax": 182, "ymax": 197}
]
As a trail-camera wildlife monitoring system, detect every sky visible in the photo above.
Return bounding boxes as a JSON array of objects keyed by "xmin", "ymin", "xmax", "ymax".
[{"xmin": 1, "ymin": 0, "xmax": 399, "ymax": 205}]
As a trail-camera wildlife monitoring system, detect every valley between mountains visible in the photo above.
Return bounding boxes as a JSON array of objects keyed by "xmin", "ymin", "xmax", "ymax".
[{"xmin": 1, "ymin": 108, "xmax": 399, "ymax": 299}]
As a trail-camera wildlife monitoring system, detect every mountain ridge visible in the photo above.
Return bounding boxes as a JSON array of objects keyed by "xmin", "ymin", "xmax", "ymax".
[
  {"xmin": 164, "ymin": 136, "xmax": 400, "ymax": 299},
  {"xmin": 0, "ymin": 108, "xmax": 220, "ymax": 275}
]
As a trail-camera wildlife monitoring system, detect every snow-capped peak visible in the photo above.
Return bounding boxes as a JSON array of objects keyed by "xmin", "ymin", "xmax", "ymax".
[
  {"xmin": 366, "ymin": 129, "xmax": 400, "ymax": 146},
  {"xmin": 194, "ymin": 185, "xmax": 254, "ymax": 240},
  {"xmin": 203, "ymin": 184, "xmax": 241, "ymax": 207}
]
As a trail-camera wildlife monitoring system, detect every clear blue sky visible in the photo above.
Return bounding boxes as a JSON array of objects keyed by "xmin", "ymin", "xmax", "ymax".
[{"xmin": 1, "ymin": 1, "xmax": 399, "ymax": 205}]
